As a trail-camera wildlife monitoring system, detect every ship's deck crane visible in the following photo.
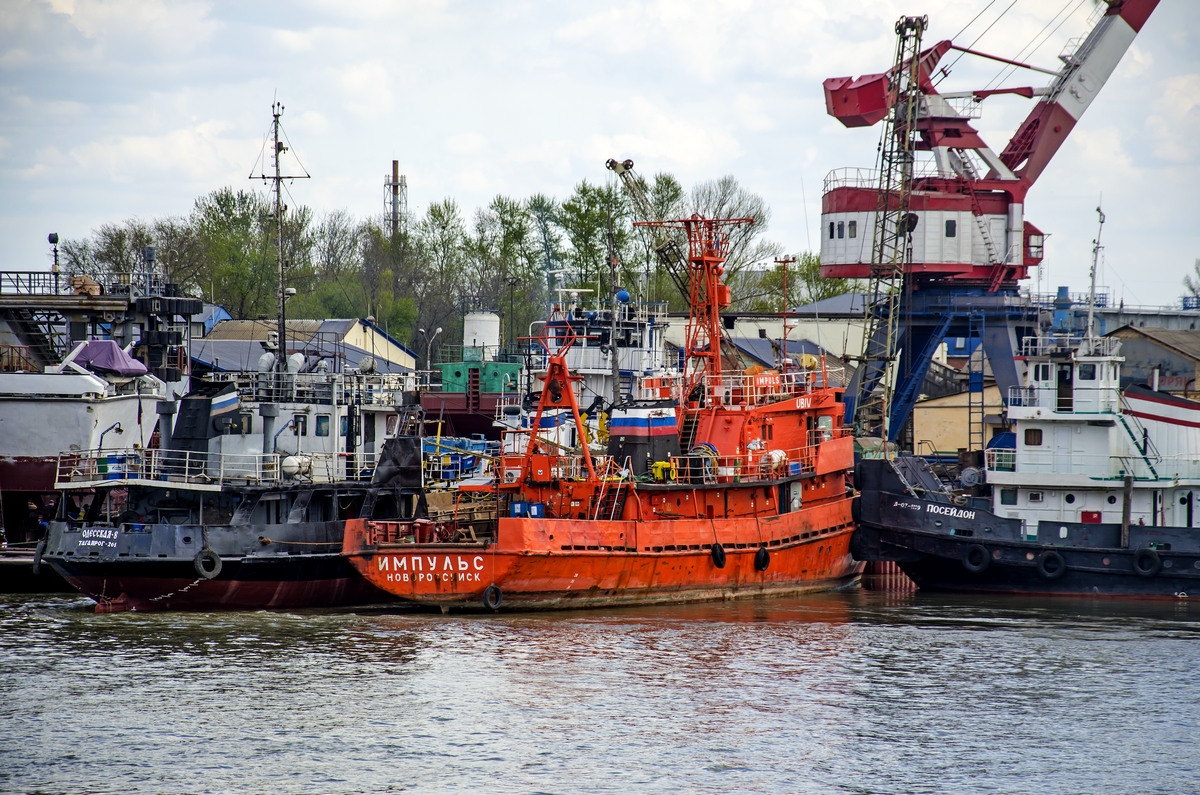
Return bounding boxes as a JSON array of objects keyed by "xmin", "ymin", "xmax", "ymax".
[
  {"xmin": 606, "ymin": 158, "xmax": 692, "ymax": 304},
  {"xmin": 823, "ymin": 0, "xmax": 1159, "ymax": 445}
]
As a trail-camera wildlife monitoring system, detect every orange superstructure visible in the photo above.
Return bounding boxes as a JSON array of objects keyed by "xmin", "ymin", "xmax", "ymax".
[{"xmin": 342, "ymin": 215, "xmax": 861, "ymax": 610}]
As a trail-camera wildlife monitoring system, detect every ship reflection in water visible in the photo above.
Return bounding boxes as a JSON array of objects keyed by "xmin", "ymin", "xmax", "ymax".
[{"xmin": 3, "ymin": 592, "xmax": 1198, "ymax": 794}]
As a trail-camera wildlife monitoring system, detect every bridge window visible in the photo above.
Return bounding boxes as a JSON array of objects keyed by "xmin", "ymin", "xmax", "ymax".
[
  {"xmin": 1078, "ymin": 364, "xmax": 1096, "ymax": 381},
  {"xmin": 945, "ymin": 220, "xmax": 957, "ymax": 238},
  {"xmin": 1000, "ymin": 489, "xmax": 1017, "ymax": 506},
  {"xmin": 829, "ymin": 222, "xmax": 835, "ymax": 240},
  {"xmin": 1024, "ymin": 428, "xmax": 1042, "ymax": 446},
  {"xmin": 293, "ymin": 414, "xmax": 308, "ymax": 436},
  {"xmin": 848, "ymin": 220, "xmax": 857, "ymax": 238},
  {"xmin": 316, "ymin": 415, "xmax": 330, "ymax": 437},
  {"xmin": 837, "ymin": 221, "xmax": 845, "ymax": 239}
]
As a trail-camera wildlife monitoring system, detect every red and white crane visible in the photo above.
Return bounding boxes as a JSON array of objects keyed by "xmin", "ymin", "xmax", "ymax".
[
  {"xmin": 821, "ymin": 0, "xmax": 1159, "ymax": 445},
  {"xmin": 820, "ymin": 0, "xmax": 1159, "ymax": 290}
]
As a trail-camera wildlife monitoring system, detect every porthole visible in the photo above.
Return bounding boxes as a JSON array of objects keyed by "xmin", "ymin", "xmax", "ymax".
[
  {"xmin": 1108, "ymin": 495, "xmax": 1117, "ymax": 505},
  {"xmin": 1065, "ymin": 494, "xmax": 1076, "ymax": 504}
]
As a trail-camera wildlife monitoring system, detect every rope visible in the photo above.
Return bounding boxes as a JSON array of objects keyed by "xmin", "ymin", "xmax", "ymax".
[{"xmin": 258, "ymin": 537, "xmax": 339, "ymax": 546}]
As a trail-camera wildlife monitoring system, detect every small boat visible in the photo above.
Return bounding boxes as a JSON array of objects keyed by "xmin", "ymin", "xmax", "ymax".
[
  {"xmin": 39, "ymin": 101, "xmax": 424, "ymax": 612},
  {"xmin": 40, "ymin": 372, "xmax": 428, "ymax": 612},
  {"xmin": 0, "ymin": 262, "xmax": 199, "ymax": 591},
  {"xmin": 852, "ymin": 322, "xmax": 1200, "ymax": 598},
  {"xmin": 342, "ymin": 215, "xmax": 862, "ymax": 611}
]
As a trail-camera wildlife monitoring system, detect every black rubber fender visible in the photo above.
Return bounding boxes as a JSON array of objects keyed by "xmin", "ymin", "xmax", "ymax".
[
  {"xmin": 1133, "ymin": 548, "xmax": 1162, "ymax": 577},
  {"xmin": 962, "ymin": 544, "xmax": 990, "ymax": 574},
  {"xmin": 193, "ymin": 548, "xmax": 223, "ymax": 580},
  {"xmin": 710, "ymin": 543, "xmax": 727, "ymax": 569},
  {"xmin": 482, "ymin": 584, "xmax": 503, "ymax": 611},
  {"xmin": 754, "ymin": 546, "xmax": 770, "ymax": 572},
  {"xmin": 850, "ymin": 495, "xmax": 861, "ymax": 524},
  {"xmin": 32, "ymin": 538, "xmax": 46, "ymax": 575},
  {"xmin": 1035, "ymin": 549, "xmax": 1066, "ymax": 580}
]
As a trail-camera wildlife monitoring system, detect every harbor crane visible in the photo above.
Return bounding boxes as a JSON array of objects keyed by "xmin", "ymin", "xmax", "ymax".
[{"xmin": 821, "ymin": 0, "xmax": 1159, "ymax": 446}]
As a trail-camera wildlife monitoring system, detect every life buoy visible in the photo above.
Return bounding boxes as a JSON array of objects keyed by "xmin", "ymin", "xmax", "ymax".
[
  {"xmin": 32, "ymin": 538, "xmax": 46, "ymax": 575},
  {"xmin": 754, "ymin": 547, "xmax": 770, "ymax": 572},
  {"xmin": 193, "ymin": 549, "xmax": 222, "ymax": 580},
  {"xmin": 1133, "ymin": 548, "xmax": 1162, "ymax": 577},
  {"xmin": 962, "ymin": 544, "xmax": 990, "ymax": 574},
  {"xmin": 710, "ymin": 543, "xmax": 727, "ymax": 569},
  {"xmin": 1035, "ymin": 550, "xmax": 1066, "ymax": 580},
  {"xmin": 482, "ymin": 584, "xmax": 503, "ymax": 611}
]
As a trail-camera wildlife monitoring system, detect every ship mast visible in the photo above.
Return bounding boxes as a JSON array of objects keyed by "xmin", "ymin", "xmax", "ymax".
[{"xmin": 253, "ymin": 100, "xmax": 309, "ymax": 375}]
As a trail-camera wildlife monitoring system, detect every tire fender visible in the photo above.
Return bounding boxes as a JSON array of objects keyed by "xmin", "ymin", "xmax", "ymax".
[
  {"xmin": 962, "ymin": 544, "xmax": 990, "ymax": 574},
  {"xmin": 193, "ymin": 549, "xmax": 223, "ymax": 580},
  {"xmin": 1035, "ymin": 549, "xmax": 1066, "ymax": 580},
  {"xmin": 754, "ymin": 547, "xmax": 770, "ymax": 572}
]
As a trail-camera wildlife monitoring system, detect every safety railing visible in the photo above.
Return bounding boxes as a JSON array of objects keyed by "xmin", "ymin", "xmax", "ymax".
[
  {"xmin": 1006, "ymin": 384, "xmax": 1122, "ymax": 414},
  {"xmin": 54, "ymin": 447, "xmax": 376, "ymax": 488},
  {"xmin": 984, "ymin": 448, "xmax": 1200, "ymax": 481},
  {"xmin": 704, "ymin": 364, "xmax": 841, "ymax": 407},
  {"xmin": 209, "ymin": 370, "xmax": 418, "ymax": 406}
]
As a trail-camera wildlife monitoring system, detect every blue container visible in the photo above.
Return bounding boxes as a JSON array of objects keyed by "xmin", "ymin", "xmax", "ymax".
[
  {"xmin": 527, "ymin": 503, "xmax": 544, "ymax": 518},
  {"xmin": 788, "ymin": 461, "xmax": 802, "ymax": 475},
  {"xmin": 509, "ymin": 501, "xmax": 527, "ymax": 517}
]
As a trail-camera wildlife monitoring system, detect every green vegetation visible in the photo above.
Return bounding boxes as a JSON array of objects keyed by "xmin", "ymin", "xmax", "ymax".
[{"xmin": 60, "ymin": 173, "xmax": 859, "ymax": 352}]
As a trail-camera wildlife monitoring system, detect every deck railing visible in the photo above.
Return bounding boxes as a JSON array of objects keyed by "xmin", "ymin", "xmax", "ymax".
[
  {"xmin": 984, "ymin": 448, "xmax": 1200, "ymax": 481},
  {"xmin": 55, "ymin": 447, "xmax": 379, "ymax": 489}
]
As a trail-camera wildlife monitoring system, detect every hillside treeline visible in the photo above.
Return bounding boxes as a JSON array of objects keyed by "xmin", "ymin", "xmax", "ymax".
[{"xmin": 61, "ymin": 171, "xmax": 856, "ymax": 353}]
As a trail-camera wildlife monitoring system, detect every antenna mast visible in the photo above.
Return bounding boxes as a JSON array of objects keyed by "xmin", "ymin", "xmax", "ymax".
[{"xmin": 252, "ymin": 100, "xmax": 309, "ymax": 374}]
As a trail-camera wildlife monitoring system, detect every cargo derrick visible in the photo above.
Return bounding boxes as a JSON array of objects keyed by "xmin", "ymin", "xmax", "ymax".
[{"xmin": 823, "ymin": 0, "xmax": 1159, "ymax": 445}]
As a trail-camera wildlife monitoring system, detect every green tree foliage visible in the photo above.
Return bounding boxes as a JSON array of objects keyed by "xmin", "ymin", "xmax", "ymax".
[
  {"xmin": 61, "ymin": 163, "xmax": 864, "ymax": 361},
  {"xmin": 1185, "ymin": 258, "xmax": 1200, "ymax": 298},
  {"xmin": 742, "ymin": 252, "xmax": 862, "ymax": 312},
  {"xmin": 557, "ymin": 180, "xmax": 633, "ymax": 296}
]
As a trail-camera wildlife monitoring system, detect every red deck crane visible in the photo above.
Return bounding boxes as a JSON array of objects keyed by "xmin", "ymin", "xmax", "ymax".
[{"xmin": 822, "ymin": 0, "xmax": 1159, "ymax": 444}]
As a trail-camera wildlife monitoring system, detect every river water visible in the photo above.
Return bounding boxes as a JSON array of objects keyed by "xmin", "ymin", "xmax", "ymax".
[{"xmin": 3, "ymin": 591, "xmax": 1198, "ymax": 795}]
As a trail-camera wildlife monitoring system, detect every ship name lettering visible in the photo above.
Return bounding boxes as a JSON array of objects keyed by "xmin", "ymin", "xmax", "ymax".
[
  {"xmin": 378, "ymin": 555, "xmax": 486, "ymax": 575},
  {"xmin": 81, "ymin": 527, "xmax": 118, "ymax": 540},
  {"xmin": 925, "ymin": 504, "xmax": 975, "ymax": 520}
]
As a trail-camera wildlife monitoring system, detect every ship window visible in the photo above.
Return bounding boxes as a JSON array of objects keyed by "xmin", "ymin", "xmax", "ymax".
[
  {"xmin": 848, "ymin": 220, "xmax": 857, "ymax": 238},
  {"xmin": 1036, "ymin": 363, "xmax": 1051, "ymax": 382},
  {"xmin": 1109, "ymin": 495, "xmax": 1118, "ymax": 505},
  {"xmin": 945, "ymin": 220, "xmax": 957, "ymax": 238},
  {"xmin": 316, "ymin": 415, "xmax": 330, "ymax": 437},
  {"xmin": 1000, "ymin": 489, "xmax": 1017, "ymax": 506},
  {"xmin": 1065, "ymin": 493, "xmax": 1076, "ymax": 504},
  {"xmin": 1028, "ymin": 233, "xmax": 1044, "ymax": 259},
  {"xmin": 1029, "ymin": 492, "xmax": 1043, "ymax": 503},
  {"xmin": 1024, "ymin": 428, "xmax": 1043, "ymax": 446},
  {"xmin": 292, "ymin": 414, "xmax": 307, "ymax": 436},
  {"xmin": 837, "ymin": 221, "xmax": 845, "ymax": 239},
  {"xmin": 1078, "ymin": 364, "xmax": 1096, "ymax": 381},
  {"xmin": 341, "ymin": 416, "xmax": 349, "ymax": 437},
  {"xmin": 829, "ymin": 222, "xmax": 835, "ymax": 240},
  {"xmin": 240, "ymin": 413, "xmax": 253, "ymax": 435}
]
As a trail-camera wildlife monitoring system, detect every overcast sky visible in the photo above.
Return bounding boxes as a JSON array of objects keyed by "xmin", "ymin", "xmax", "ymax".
[{"xmin": 3, "ymin": 0, "xmax": 1196, "ymax": 308}]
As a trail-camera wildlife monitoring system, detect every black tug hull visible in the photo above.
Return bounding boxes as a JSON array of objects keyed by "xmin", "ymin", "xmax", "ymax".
[
  {"xmin": 43, "ymin": 519, "xmax": 398, "ymax": 612},
  {"xmin": 853, "ymin": 460, "xmax": 1200, "ymax": 599},
  {"xmin": 854, "ymin": 522, "xmax": 1200, "ymax": 598}
]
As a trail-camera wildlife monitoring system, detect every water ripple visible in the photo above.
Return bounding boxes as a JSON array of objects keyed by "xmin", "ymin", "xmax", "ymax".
[{"xmin": 1, "ymin": 593, "xmax": 1197, "ymax": 794}]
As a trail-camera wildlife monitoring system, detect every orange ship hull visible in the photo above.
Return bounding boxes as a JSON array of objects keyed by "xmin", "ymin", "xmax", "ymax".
[{"xmin": 343, "ymin": 497, "xmax": 861, "ymax": 610}]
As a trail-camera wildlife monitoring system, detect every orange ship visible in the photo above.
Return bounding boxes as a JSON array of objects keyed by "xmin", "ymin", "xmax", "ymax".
[{"xmin": 342, "ymin": 215, "xmax": 861, "ymax": 610}]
